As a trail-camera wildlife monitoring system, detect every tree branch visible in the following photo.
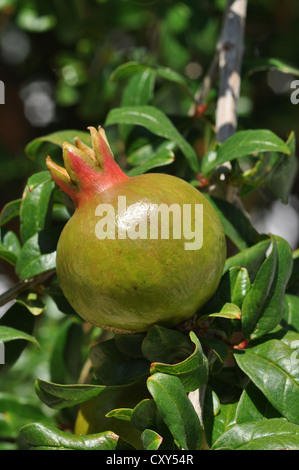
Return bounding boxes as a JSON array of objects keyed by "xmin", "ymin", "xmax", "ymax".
[
  {"xmin": 216, "ymin": 0, "xmax": 247, "ymax": 143},
  {"xmin": 0, "ymin": 269, "xmax": 56, "ymax": 307}
]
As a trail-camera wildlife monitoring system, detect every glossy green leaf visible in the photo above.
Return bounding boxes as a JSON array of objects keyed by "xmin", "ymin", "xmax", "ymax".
[
  {"xmin": 149, "ymin": 332, "xmax": 209, "ymax": 392},
  {"xmin": 105, "ymin": 408, "xmax": 133, "ymax": 421},
  {"xmin": 212, "ymin": 418, "xmax": 299, "ymax": 450},
  {"xmin": 242, "ymin": 236, "xmax": 293, "ymax": 339},
  {"xmin": 20, "ymin": 423, "xmax": 122, "ymax": 450},
  {"xmin": 0, "ymin": 228, "xmax": 21, "ymax": 265},
  {"xmin": 202, "ymin": 266, "xmax": 251, "ymax": 322},
  {"xmin": 15, "ymin": 228, "xmax": 59, "ymax": 280},
  {"xmin": 90, "ymin": 338, "xmax": 150, "ymax": 386},
  {"xmin": 20, "ymin": 171, "xmax": 55, "ymax": 244},
  {"xmin": 127, "ymin": 147, "xmax": 175, "ymax": 176},
  {"xmin": 235, "ymin": 382, "xmax": 281, "ymax": 424},
  {"xmin": 234, "ymin": 339, "xmax": 299, "ymax": 424},
  {"xmin": 223, "ymin": 237, "xmax": 272, "ymax": 281},
  {"xmin": 49, "ymin": 317, "xmax": 84, "ymax": 385},
  {"xmin": 121, "ymin": 69, "xmax": 155, "ymax": 107},
  {"xmin": 35, "ymin": 378, "xmax": 105, "ymax": 409},
  {"xmin": 203, "ymin": 400, "xmax": 237, "ymax": 448},
  {"xmin": 0, "ymin": 325, "xmax": 39, "ymax": 348},
  {"xmin": 141, "ymin": 429, "xmax": 163, "ymax": 450},
  {"xmin": 0, "ymin": 199, "xmax": 22, "ymax": 226},
  {"xmin": 105, "ymin": 106, "xmax": 200, "ymax": 172},
  {"xmin": 203, "ymin": 303, "xmax": 241, "ymax": 321},
  {"xmin": 282, "ymin": 294, "xmax": 299, "ymax": 332},
  {"xmin": 147, "ymin": 372, "xmax": 202, "ymax": 450},
  {"xmin": 16, "ymin": 292, "xmax": 45, "ymax": 316},
  {"xmin": 205, "ymin": 195, "xmax": 259, "ymax": 251},
  {"xmin": 142, "ymin": 325, "xmax": 194, "ymax": 364},
  {"xmin": 202, "ymin": 129, "xmax": 290, "ymax": 175},
  {"xmin": 230, "ymin": 267, "xmax": 251, "ymax": 307},
  {"xmin": 25, "ymin": 130, "xmax": 90, "ymax": 160}
]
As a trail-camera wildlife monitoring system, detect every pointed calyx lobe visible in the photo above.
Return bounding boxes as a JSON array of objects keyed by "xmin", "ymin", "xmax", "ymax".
[{"xmin": 46, "ymin": 126, "xmax": 128, "ymax": 207}]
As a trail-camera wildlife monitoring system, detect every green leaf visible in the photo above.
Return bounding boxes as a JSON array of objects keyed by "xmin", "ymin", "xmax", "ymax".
[
  {"xmin": 0, "ymin": 199, "xmax": 22, "ymax": 226},
  {"xmin": 245, "ymin": 57, "xmax": 299, "ymax": 77},
  {"xmin": 20, "ymin": 171, "xmax": 55, "ymax": 244},
  {"xmin": 127, "ymin": 147, "xmax": 175, "ymax": 176},
  {"xmin": 141, "ymin": 429, "xmax": 163, "ymax": 450},
  {"xmin": 149, "ymin": 332, "xmax": 209, "ymax": 392},
  {"xmin": 203, "ymin": 401, "xmax": 237, "ymax": 448},
  {"xmin": 223, "ymin": 237, "xmax": 272, "ymax": 280},
  {"xmin": 16, "ymin": 292, "xmax": 45, "ymax": 316},
  {"xmin": 25, "ymin": 130, "xmax": 90, "ymax": 160},
  {"xmin": 0, "ymin": 228, "xmax": 21, "ymax": 265},
  {"xmin": 234, "ymin": 339, "xmax": 299, "ymax": 424},
  {"xmin": 105, "ymin": 408, "xmax": 133, "ymax": 422},
  {"xmin": 90, "ymin": 338, "xmax": 150, "ymax": 386},
  {"xmin": 49, "ymin": 317, "xmax": 84, "ymax": 385},
  {"xmin": 147, "ymin": 372, "xmax": 202, "ymax": 450},
  {"xmin": 121, "ymin": 69, "xmax": 155, "ymax": 107},
  {"xmin": 264, "ymin": 131, "xmax": 298, "ymax": 203},
  {"xmin": 0, "ymin": 302, "xmax": 36, "ymax": 373},
  {"xmin": 35, "ymin": 378, "xmax": 106, "ymax": 409},
  {"xmin": 0, "ymin": 325, "xmax": 39, "ymax": 348},
  {"xmin": 105, "ymin": 106, "xmax": 200, "ymax": 172},
  {"xmin": 0, "ymin": 392, "xmax": 54, "ymax": 441},
  {"xmin": 212, "ymin": 418, "xmax": 299, "ymax": 450},
  {"xmin": 110, "ymin": 61, "xmax": 151, "ymax": 81},
  {"xmin": 110, "ymin": 61, "xmax": 192, "ymax": 95},
  {"xmin": 242, "ymin": 236, "xmax": 293, "ymax": 339},
  {"xmin": 235, "ymin": 382, "xmax": 281, "ymax": 424},
  {"xmin": 142, "ymin": 325, "xmax": 194, "ymax": 364},
  {"xmin": 282, "ymin": 294, "xmax": 299, "ymax": 332},
  {"xmin": 201, "ymin": 129, "xmax": 290, "ymax": 175},
  {"xmin": 15, "ymin": 228, "xmax": 59, "ymax": 280},
  {"xmin": 205, "ymin": 195, "xmax": 260, "ymax": 251},
  {"xmin": 119, "ymin": 69, "xmax": 156, "ymax": 142},
  {"xmin": 20, "ymin": 423, "xmax": 122, "ymax": 450},
  {"xmin": 205, "ymin": 302, "xmax": 241, "ymax": 320}
]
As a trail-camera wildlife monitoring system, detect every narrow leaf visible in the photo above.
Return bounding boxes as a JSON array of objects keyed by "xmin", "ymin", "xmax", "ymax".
[
  {"xmin": 202, "ymin": 129, "xmax": 290, "ymax": 175},
  {"xmin": 105, "ymin": 106, "xmax": 200, "ymax": 172},
  {"xmin": 147, "ymin": 372, "xmax": 202, "ymax": 450},
  {"xmin": 0, "ymin": 325, "xmax": 39, "ymax": 348},
  {"xmin": 20, "ymin": 423, "xmax": 121, "ymax": 450},
  {"xmin": 35, "ymin": 378, "xmax": 106, "ymax": 409}
]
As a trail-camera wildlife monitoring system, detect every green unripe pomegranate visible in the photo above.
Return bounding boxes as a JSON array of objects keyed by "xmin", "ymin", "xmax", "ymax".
[{"xmin": 46, "ymin": 126, "xmax": 226, "ymax": 333}]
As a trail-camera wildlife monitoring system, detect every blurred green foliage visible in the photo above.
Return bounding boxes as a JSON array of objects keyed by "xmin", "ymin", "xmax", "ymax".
[{"xmin": 0, "ymin": 0, "xmax": 299, "ymax": 206}]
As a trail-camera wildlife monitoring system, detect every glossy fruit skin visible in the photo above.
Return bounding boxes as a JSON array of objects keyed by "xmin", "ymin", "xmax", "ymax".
[
  {"xmin": 47, "ymin": 127, "xmax": 226, "ymax": 333},
  {"xmin": 56, "ymin": 172, "xmax": 226, "ymax": 333}
]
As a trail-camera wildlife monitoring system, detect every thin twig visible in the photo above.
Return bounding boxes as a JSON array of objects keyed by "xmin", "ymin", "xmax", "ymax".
[{"xmin": 0, "ymin": 269, "xmax": 56, "ymax": 307}]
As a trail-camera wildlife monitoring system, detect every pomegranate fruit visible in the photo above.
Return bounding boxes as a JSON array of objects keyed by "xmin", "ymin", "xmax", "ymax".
[{"xmin": 46, "ymin": 126, "xmax": 226, "ymax": 333}]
